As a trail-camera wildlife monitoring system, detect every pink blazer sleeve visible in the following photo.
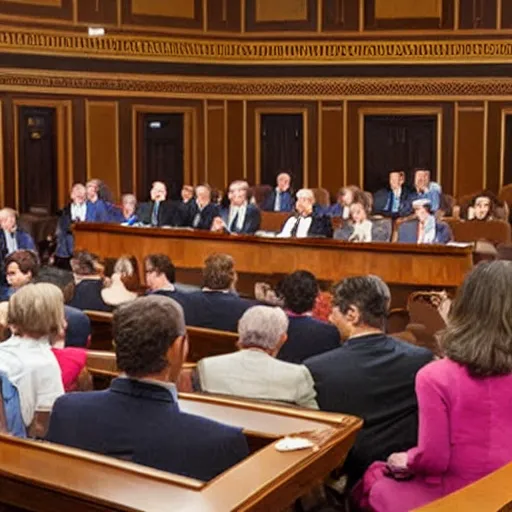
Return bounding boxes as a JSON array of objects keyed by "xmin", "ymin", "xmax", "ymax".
[{"xmin": 407, "ymin": 365, "xmax": 451, "ymax": 476}]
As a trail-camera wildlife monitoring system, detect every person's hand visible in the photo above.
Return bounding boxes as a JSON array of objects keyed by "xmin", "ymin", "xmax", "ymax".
[{"xmin": 387, "ymin": 452, "xmax": 408, "ymax": 471}]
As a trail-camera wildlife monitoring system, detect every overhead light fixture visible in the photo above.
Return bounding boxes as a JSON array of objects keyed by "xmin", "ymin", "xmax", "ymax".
[
  {"xmin": 149, "ymin": 122, "xmax": 162, "ymax": 129},
  {"xmin": 88, "ymin": 27, "xmax": 106, "ymax": 37}
]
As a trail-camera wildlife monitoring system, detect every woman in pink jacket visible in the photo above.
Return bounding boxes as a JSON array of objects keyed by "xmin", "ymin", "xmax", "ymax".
[{"xmin": 354, "ymin": 260, "xmax": 512, "ymax": 511}]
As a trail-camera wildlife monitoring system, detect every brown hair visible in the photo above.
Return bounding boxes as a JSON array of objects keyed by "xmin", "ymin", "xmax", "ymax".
[
  {"xmin": 144, "ymin": 254, "xmax": 175, "ymax": 283},
  {"xmin": 202, "ymin": 253, "xmax": 236, "ymax": 290},
  {"xmin": 441, "ymin": 260, "xmax": 512, "ymax": 377},
  {"xmin": 71, "ymin": 251, "xmax": 104, "ymax": 276},
  {"xmin": 5, "ymin": 250, "xmax": 40, "ymax": 279}
]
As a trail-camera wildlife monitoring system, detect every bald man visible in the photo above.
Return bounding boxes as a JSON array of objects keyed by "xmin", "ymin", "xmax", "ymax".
[
  {"xmin": 137, "ymin": 181, "xmax": 182, "ymax": 227},
  {"xmin": 262, "ymin": 172, "xmax": 294, "ymax": 212}
]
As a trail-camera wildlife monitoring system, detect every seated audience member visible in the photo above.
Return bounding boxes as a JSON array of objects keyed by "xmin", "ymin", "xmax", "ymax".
[
  {"xmin": 213, "ymin": 180, "xmax": 261, "ymax": 234},
  {"xmin": 325, "ymin": 186, "xmax": 365, "ymax": 219},
  {"xmin": 144, "ymin": 253, "xmax": 189, "ymax": 305},
  {"xmin": 183, "ymin": 185, "xmax": 219, "ymax": 230},
  {"xmin": 410, "ymin": 169, "xmax": 442, "ymax": 212},
  {"xmin": 85, "ymin": 179, "xmax": 110, "ymax": 222},
  {"xmin": 101, "ymin": 256, "xmax": 138, "ymax": 306},
  {"xmin": 305, "ymin": 276, "xmax": 433, "ymax": 485},
  {"xmin": 46, "ymin": 295, "xmax": 249, "ymax": 481},
  {"xmin": 277, "ymin": 189, "xmax": 333, "ymax": 238},
  {"xmin": 54, "ymin": 183, "xmax": 104, "ymax": 266},
  {"xmin": 137, "ymin": 181, "xmax": 181, "ymax": 227},
  {"xmin": 373, "ymin": 170, "xmax": 413, "ymax": 218},
  {"xmin": 262, "ymin": 172, "xmax": 294, "ymax": 212},
  {"xmin": 196, "ymin": 306, "xmax": 318, "ymax": 409},
  {"xmin": 463, "ymin": 191, "xmax": 506, "ymax": 221},
  {"xmin": 68, "ymin": 251, "xmax": 112, "ymax": 312},
  {"xmin": 183, "ymin": 254, "xmax": 253, "ymax": 332},
  {"xmin": 36, "ymin": 266, "xmax": 91, "ymax": 348},
  {"xmin": 0, "ymin": 283, "xmax": 65, "ymax": 437},
  {"xmin": 112, "ymin": 194, "xmax": 138, "ymax": 225},
  {"xmin": 4, "ymin": 250, "xmax": 40, "ymax": 298},
  {"xmin": 334, "ymin": 202, "xmax": 391, "ymax": 242},
  {"xmin": 355, "ymin": 261, "xmax": 512, "ymax": 512},
  {"xmin": 181, "ymin": 185, "xmax": 194, "ymax": 204},
  {"xmin": 276, "ymin": 271, "xmax": 340, "ymax": 364},
  {"xmin": 398, "ymin": 199, "xmax": 453, "ymax": 244}
]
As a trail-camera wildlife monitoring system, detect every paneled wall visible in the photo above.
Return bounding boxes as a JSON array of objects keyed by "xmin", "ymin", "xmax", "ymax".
[{"xmin": 1, "ymin": 88, "xmax": 510, "ymax": 209}]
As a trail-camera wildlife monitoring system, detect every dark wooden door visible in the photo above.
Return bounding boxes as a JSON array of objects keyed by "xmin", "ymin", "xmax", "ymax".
[
  {"xmin": 18, "ymin": 107, "xmax": 57, "ymax": 214},
  {"xmin": 260, "ymin": 114, "xmax": 303, "ymax": 188},
  {"xmin": 364, "ymin": 115, "xmax": 437, "ymax": 192},
  {"xmin": 503, "ymin": 115, "xmax": 512, "ymax": 187},
  {"xmin": 138, "ymin": 113, "xmax": 184, "ymax": 200}
]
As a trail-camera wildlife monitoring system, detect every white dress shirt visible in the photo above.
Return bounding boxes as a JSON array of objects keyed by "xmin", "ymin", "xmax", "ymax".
[
  {"xmin": 349, "ymin": 220, "xmax": 373, "ymax": 242},
  {"xmin": 0, "ymin": 335, "xmax": 64, "ymax": 426},
  {"xmin": 278, "ymin": 215, "xmax": 313, "ymax": 238},
  {"xmin": 228, "ymin": 203, "xmax": 247, "ymax": 232},
  {"xmin": 70, "ymin": 202, "xmax": 86, "ymax": 222},
  {"xmin": 3, "ymin": 229, "xmax": 17, "ymax": 254}
]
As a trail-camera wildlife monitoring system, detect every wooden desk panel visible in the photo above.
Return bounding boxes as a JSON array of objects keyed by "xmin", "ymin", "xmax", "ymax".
[{"xmin": 74, "ymin": 224, "xmax": 474, "ymax": 288}]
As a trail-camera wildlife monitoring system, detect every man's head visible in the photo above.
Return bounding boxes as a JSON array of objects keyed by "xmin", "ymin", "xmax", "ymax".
[
  {"xmin": 5, "ymin": 250, "xmax": 40, "ymax": 290},
  {"xmin": 0, "ymin": 208, "xmax": 17, "ymax": 233},
  {"xmin": 195, "ymin": 185, "xmax": 211, "ymax": 208},
  {"xmin": 414, "ymin": 169, "xmax": 431, "ymax": 191},
  {"xmin": 330, "ymin": 275, "xmax": 390, "ymax": 339},
  {"xmin": 86, "ymin": 180, "xmax": 100, "ymax": 202},
  {"xmin": 113, "ymin": 295, "xmax": 187, "ymax": 382},
  {"xmin": 122, "ymin": 194, "xmax": 137, "ymax": 217},
  {"xmin": 295, "ymin": 189, "xmax": 315, "ymax": 216},
  {"xmin": 412, "ymin": 199, "xmax": 432, "ymax": 223},
  {"xmin": 181, "ymin": 185, "xmax": 194, "ymax": 203},
  {"xmin": 71, "ymin": 183, "xmax": 86, "ymax": 204},
  {"xmin": 150, "ymin": 181, "xmax": 167, "ymax": 202},
  {"xmin": 238, "ymin": 306, "xmax": 289, "ymax": 356},
  {"xmin": 389, "ymin": 171, "xmax": 405, "ymax": 191},
  {"xmin": 277, "ymin": 270, "xmax": 318, "ymax": 314},
  {"xmin": 276, "ymin": 172, "xmax": 291, "ymax": 192},
  {"xmin": 473, "ymin": 195, "xmax": 492, "ymax": 220},
  {"xmin": 70, "ymin": 251, "xmax": 102, "ymax": 277},
  {"xmin": 340, "ymin": 187, "xmax": 355, "ymax": 206},
  {"xmin": 144, "ymin": 254, "xmax": 176, "ymax": 291},
  {"xmin": 349, "ymin": 202, "xmax": 368, "ymax": 224},
  {"xmin": 203, "ymin": 253, "xmax": 236, "ymax": 290},
  {"xmin": 228, "ymin": 180, "xmax": 249, "ymax": 207}
]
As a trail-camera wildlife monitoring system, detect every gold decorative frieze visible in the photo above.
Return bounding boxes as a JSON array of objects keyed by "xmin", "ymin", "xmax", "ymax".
[
  {"xmin": 1, "ymin": 25, "xmax": 512, "ymax": 64},
  {"xmin": 2, "ymin": 69, "xmax": 512, "ymax": 98}
]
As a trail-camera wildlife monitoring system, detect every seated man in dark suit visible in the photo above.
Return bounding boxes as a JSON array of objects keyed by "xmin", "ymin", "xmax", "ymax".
[
  {"xmin": 276, "ymin": 271, "xmax": 340, "ymax": 364},
  {"xmin": 277, "ymin": 189, "xmax": 333, "ymax": 239},
  {"xmin": 137, "ymin": 181, "xmax": 182, "ymax": 227},
  {"xmin": 398, "ymin": 199, "xmax": 453, "ymax": 244},
  {"xmin": 46, "ymin": 295, "xmax": 249, "ymax": 481},
  {"xmin": 182, "ymin": 253, "xmax": 254, "ymax": 332},
  {"xmin": 262, "ymin": 172, "xmax": 295, "ymax": 212},
  {"xmin": 213, "ymin": 180, "xmax": 261, "ymax": 234},
  {"xmin": 144, "ymin": 253, "xmax": 190, "ymax": 306},
  {"xmin": 182, "ymin": 185, "xmax": 219, "ymax": 231},
  {"xmin": 373, "ymin": 170, "xmax": 413, "ymax": 218},
  {"xmin": 304, "ymin": 275, "xmax": 433, "ymax": 485}
]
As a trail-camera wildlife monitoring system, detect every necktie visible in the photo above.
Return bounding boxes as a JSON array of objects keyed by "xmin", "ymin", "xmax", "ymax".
[
  {"xmin": 151, "ymin": 202, "xmax": 160, "ymax": 226},
  {"xmin": 418, "ymin": 222, "xmax": 425, "ymax": 243},
  {"xmin": 290, "ymin": 216, "xmax": 301, "ymax": 237},
  {"xmin": 230, "ymin": 211, "xmax": 239, "ymax": 232},
  {"xmin": 274, "ymin": 191, "xmax": 281, "ymax": 212}
]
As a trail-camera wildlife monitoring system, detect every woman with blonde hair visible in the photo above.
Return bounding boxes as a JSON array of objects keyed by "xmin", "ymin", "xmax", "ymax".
[
  {"xmin": 0, "ymin": 283, "xmax": 65, "ymax": 436},
  {"xmin": 101, "ymin": 256, "xmax": 138, "ymax": 306},
  {"xmin": 355, "ymin": 260, "xmax": 512, "ymax": 511}
]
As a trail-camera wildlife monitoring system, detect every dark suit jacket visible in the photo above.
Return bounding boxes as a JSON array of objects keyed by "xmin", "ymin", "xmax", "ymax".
[
  {"xmin": 283, "ymin": 207, "xmax": 333, "ymax": 238},
  {"xmin": 182, "ymin": 291, "xmax": 254, "ymax": 332},
  {"xmin": 68, "ymin": 279, "xmax": 113, "ymax": 313},
  {"xmin": 262, "ymin": 190, "xmax": 294, "ymax": 212},
  {"xmin": 137, "ymin": 200, "xmax": 182, "ymax": 227},
  {"xmin": 373, "ymin": 187, "xmax": 413, "ymax": 218},
  {"xmin": 277, "ymin": 316, "xmax": 340, "ymax": 364},
  {"xmin": 220, "ymin": 204, "xmax": 261, "ymax": 234},
  {"xmin": 64, "ymin": 305, "xmax": 91, "ymax": 348},
  {"xmin": 305, "ymin": 333, "xmax": 433, "ymax": 484},
  {"xmin": 183, "ymin": 202, "xmax": 219, "ymax": 230},
  {"xmin": 46, "ymin": 378, "xmax": 249, "ymax": 481},
  {"xmin": 397, "ymin": 219, "xmax": 453, "ymax": 244}
]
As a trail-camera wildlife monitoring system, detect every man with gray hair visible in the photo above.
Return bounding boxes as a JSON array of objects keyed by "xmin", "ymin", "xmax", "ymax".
[{"xmin": 196, "ymin": 305, "xmax": 318, "ymax": 409}]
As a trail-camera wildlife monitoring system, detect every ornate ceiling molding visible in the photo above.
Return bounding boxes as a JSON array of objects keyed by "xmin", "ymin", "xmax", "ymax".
[
  {"xmin": 0, "ymin": 25, "xmax": 512, "ymax": 65},
  {"xmin": 2, "ymin": 69, "xmax": 512, "ymax": 98}
]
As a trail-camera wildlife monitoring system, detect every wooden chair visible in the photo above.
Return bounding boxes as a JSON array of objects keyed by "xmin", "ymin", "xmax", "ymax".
[
  {"xmin": 187, "ymin": 326, "xmax": 239, "ymax": 362},
  {"xmin": 312, "ymin": 188, "xmax": 330, "ymax": 207},
  {"xmin": 84, "ymin": 310, "xmax": 114, "ymax": 351},
  {"xmin": 260, "ymin": 211, "xmax": 289, "ymax": 232},
  {"xmin": 386, "ymin": 308, "xmax": 410, "ymax": 335},
  {"xmin": 250, "ymin": 184, "xmax": 272, "ymax": 208},
  {"xmin": 444, "ymin": 218, "xmax": 512, "ymax": 245}
]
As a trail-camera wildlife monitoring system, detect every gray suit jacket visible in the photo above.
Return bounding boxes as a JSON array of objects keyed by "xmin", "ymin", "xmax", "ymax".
[{"xmin": 196, "ymin": 350, "xmax": 318, "ymax": 409}]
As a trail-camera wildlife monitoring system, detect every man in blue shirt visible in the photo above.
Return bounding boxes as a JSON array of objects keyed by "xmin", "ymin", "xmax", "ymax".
[
  {"xmin": 262, "ymin": 172, "xmax": 295, "ymax": 212},
  {"xmin": 410, "ymin": 168, "xmax": 442, "ymax": 212}
]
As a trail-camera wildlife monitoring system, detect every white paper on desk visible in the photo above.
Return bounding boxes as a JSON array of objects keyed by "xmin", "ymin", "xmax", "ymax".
[
  {"xmin": 255, "ymin": 231, "xmax": 277, "ymax": 238},
  {"xmin": 275, "ymin": 437, "xmax": 314, "ymax": 452},
  {"xmin": 447, "ymin": 242, "xmax": 474, "ymax": 248}
]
